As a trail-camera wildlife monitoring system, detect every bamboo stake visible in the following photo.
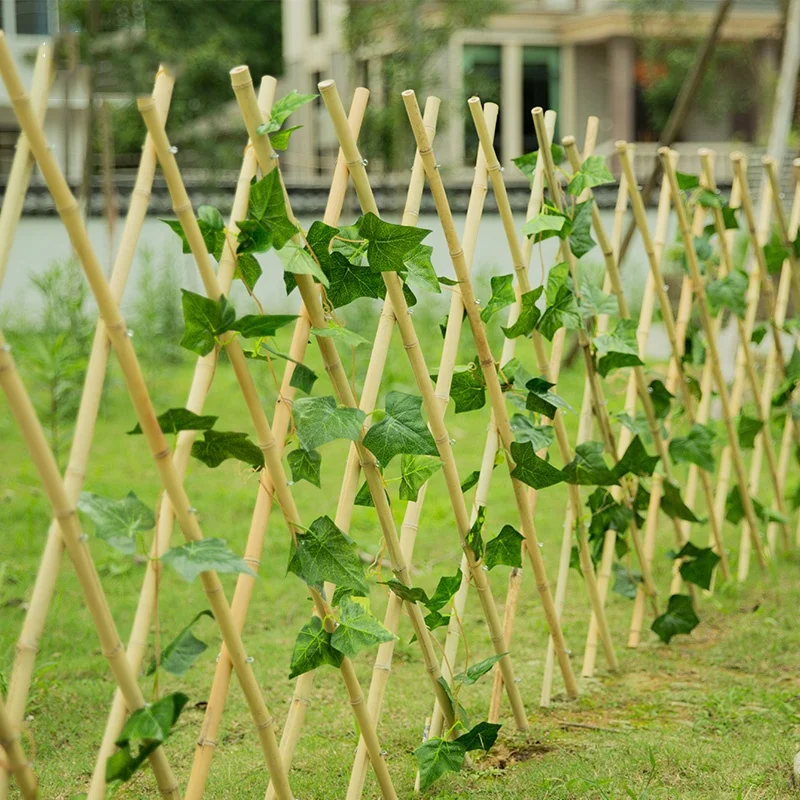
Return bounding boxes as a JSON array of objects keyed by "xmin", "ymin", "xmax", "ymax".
[
  {"xmin": 0, "ymin": 694, "xmax": 37, "ymax": 800},
  {"xmin": 317, "ymin": 80, "xmax": 532, "ymax": 732},
  {"xmin": 660, "ymin": 148, "xmax": 769, "ymax": 569},
  {"xmin": 350, "ymin": 102, "xmax": 493, "ymax": 800},
  {"xmin": 627, "ymin": 153, "xmax": 689, "ymax": 648},
  {"xmin": 230, "ymin": 65, "xmax": 462, "ymax": 745},
  {"xmin": 0, "ymin": 66, "xmax": 178, "ymax": 800},
  {"xmin": 90, "ymin": 77, "xmax": 274, "ymax": 800},
  {"xmin": 0, "ymin": 39, "xmax": 297, "ymax": 800},
  {"xmin": 400, "ymin": 86, "xmax": 585, "ymax": 694},
  {"xmin": 138, "ymin": 98, "xmax": 398, "ymax": 800}
]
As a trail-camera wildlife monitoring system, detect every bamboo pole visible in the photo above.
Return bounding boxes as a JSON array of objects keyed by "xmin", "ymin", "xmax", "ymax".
[
  {"xmin": 317, "ymin": 80, "xmax": 532, "ymax": 731},
  {"xmin": 0, "ymin": 66, "xmax": 178, "ymax": 800},
  {"xmin": 399, "ymin": 86, "xmax": 585, "ymax": 694},
  {"xmin": 89, "ymin": 77, "xmax": 274, "ymax": 800},
  {"xmin": 0, "ymin": 39, "xmax": 298, "ymax": 800},
  {"xmin": 230, "ymin": 65, "xmax": 462, "ymax": 744},
  {"xmin": 0, "ymin": 694, "xmax": 37, "ymax": 800},
  {"xmin": 138, "ymin": 97, "xmax": 398, "ymax": 800},
  {"xmin": 349, "ymin": 102, "xmax": 492, "ymax": 800},
  {"xmin": 660, "ymin": 148, "xmax": 769, "ymax": 569}
]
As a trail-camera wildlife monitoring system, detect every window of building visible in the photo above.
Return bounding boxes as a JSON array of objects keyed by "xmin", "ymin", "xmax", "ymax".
[
  {"xmin": 522, "ymin": 47, "xmax": 559, "ymax": 154},
  {"xmin": 16, "ymin": 0, "xmax": 51, "ymax": 34},
  {"xmin": 310, "ymin": 0, "xmax": 322, "ymax": 36},
  {"xmin": 0, "ymin": 126, "xmax": 20, "ymax": 178},
  {"xmin": 463, "ymin": 44, "xmax": 502, "ymax": 164}
]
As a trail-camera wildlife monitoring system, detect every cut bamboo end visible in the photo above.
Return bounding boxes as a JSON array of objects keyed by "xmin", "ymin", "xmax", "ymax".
[
  {"xmin": 319, "ymin": 78, "xmax": 337, "ymax": 91},
  {"xmin": 730, "ymin": 150, "xmax": 745, "ymax": 164},
  {"xmin": 562, "ymin": 135, "xmax": 576, "ymax": 147},
  {"xmin": 229, "ymin": 65, "xmax": 252, "ymax": 88}
]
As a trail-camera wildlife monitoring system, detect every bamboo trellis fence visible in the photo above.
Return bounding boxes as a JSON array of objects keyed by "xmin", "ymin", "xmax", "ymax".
[{"xmin": 0, "ymin": 37, "xmax": 799, "ymax": 798}]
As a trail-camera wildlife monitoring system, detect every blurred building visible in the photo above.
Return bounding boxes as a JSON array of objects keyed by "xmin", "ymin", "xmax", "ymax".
[
  {"xmin": 0, "ymin": 0, "xmax": 90, "ymax": 183},
  {"xmin": 281, "ymin": 0, "xmax": 784, "ymax": 183}
]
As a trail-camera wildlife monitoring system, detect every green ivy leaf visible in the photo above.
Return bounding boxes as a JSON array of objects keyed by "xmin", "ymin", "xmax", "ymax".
[
  {"xmin": 426, "ymin": 568, "xmax": 463, "ymax": 613},
  {"xmin": 161, "ymin": 212, "xmax": 226, "ymax": 260},
  {"xmin": 772, "ymin": 347, "xmax": 800, "ymax": 407},
  {"xmin": 330, "ymin": 596, "xmax": 396, "ymax": 657},
  {"xmin": 751, "ymin": 322, "xmax": 768, "ymax": 345},
  {"xmin": 511, "ymin": 143, "xmax": 564, "ymax": 182},
  {"xmin": 567, "ymin": 155, "xmax": 614, "ymax": 196},
  {"xmin": 673, "ymin": 541, "xmax": 720, "ymax": 590},
  {"xmin": 509, "ymin": 441, "xmax": 566, "ymax": 489},
  {"xmin": 403, "ymin": 243, "xmax": 440, "ymax": 294},
  {"xmin": 454, "ymin": 654, "xmax": 506, "ymax": 686},
  {"xmin": 484, "ymin": 525, "xmax": 524, "ymax": 569},
  {"xmin": 233, "ymin": 252, "xmax": 263, "ymax": 291},
  {"xmin": 613, "ymin": 435, "xmax": 660, "ymax": 479},
  {"xmin": 460, "ymin": 470, "xmax": 481, "ymax": 493},
  {"xmin": 287, "ymin": 448, "xmax": 322, "ymax": 488},
  {"xmin": 230, "ymin": 313, "xmax": 298, "ymax": 338},
  {"xmin": 450, "ymin": 362, "xmax": 487, "ymax": 413},
  {"xmin": 647, "ymin": 380, "xmax": 673, "ymax": 419},
  {"xmin": 288, "ymin": 616, "xmax": 344, "ymax": 679},
  {"xmin": 579, "ymin": 280, "xmax": 618, "ymax": 318},
  {"xmin": 236, "ymin": 217, "xmax": 273, "ymax": 255},
  {"xmin": 736, "ymin": 414, "xmax": 763, "ymax": 449},
  {"xmin": 146, "ymin": 610, "xmax": 214, "ymax": 676},
  {"xmin": 669, "ymin": 423, "xmax": 716, "ymax": 473},
  {"xmin": 399, "ymin": 454, "xmax": 442, "ymax": 501},
  {"xmin": 455, "ymin": 721, "xmax": 501, "ymax": 752},
  {"xmin": 568, "ymin": 200, "xmax": 596, "ymax": 258},
  {"xmin": 180, "ymin": 290, "xmax": 236, "ymax": 357},
  {"xmin": 763, "ymin": 240, "xmax": 789, "ymax": 274},
  {"xmin": 414, "ymin": 737, "xmax": 467, "ymax": 791},
  {"xmin": 545, "ymin": 261, "xmax": 571, "ymax": 304},
  {"xmin": 525, "ymin": 377, "xmax": 574, "ymax": 419},
  {"xmin": 466, "ymin": 506, "xmax": 487, "ymax": 557},
  {"xmin": 190, "ymin": 430, "xmax": 264, "ymax": 470},
  {"xmin": 594, "ymin": 318, "xmax": 643, "ymax": 377},
  {"xmin": 162, "ymin": 539, "xmax": 256, "ymax": 583},
  {"xmin": 724, "ymin": 486, "xmax": 786, "ymax": 526},
  {"xmin": 357, "ymin": 212, "xmax": 431, "ymax": 271},
  {"xmin": 587, "ymin": 488, "xmax": 634, "ymax": 540},
  {"xmin": 481, "ymin": 274, "xmax": 516, "ymax": 322},
  {"xmin": 276, "ymin": 241, "xmax": 329, "ymax": 287},
  {"xmin": 676, "ymin": 171, "xmax": 700, "ymax": 190},
  {"xmin": 77, "ymin": 491, "xmax": 154, "ymax": 555},
  {"xmin": 522, "ymin": 208, "xmax": 569, "ymax": 242},
  {"xmin": 615, "ymin": 412, "xmax": 652, "ymax": 441},
  {"xmin": 424, "ymin": 609, "xmax": 450, "ymax": 633},
  {"xmin": 696, "ymin": 188, "xmax": 723, "ymax": 208},
  {"xmin": 538, "ymin": 282, "xmax": 581, "ymax": 341},
  {"xmin": 660, "ymin": 480, "xmax": 703, "ymax": 523},
  {"xmin": 293, "ymin": 396, "xmax": 366, "ymax": 451},
  {"xmin": 510, "ymin": 414, "xmax": 554, "ymax": 451},
  {"xmin": 501, "ymin": 286, "xmax": 544, "ymax": 339},
  {"xmin": 287, "ymin": 516, "xmax": 368, "ymax": 596},
  {"xmin": 248, "ymin": 170, "xmax": 298, "ymax": 249},
  {"xmin": 707, "ymin": 269, "xmax": 748, "ymax": 319},
  {"xmin": 289, "ymin": 362, "xmax": 318, "ymax": 395},
  {"xmin": 611, "ymin": 562, "xmax": 641, "ymax": 600},
  {"xmin": 321, "ymin": 251, "xmax": 385, "ymax": 307},
  {"xmin": 127, "ymin": 407, "xmax": 218, "ymax": 437},
  {"xmin": 311, "ymin": 322, "xmax": 371, "ymax": 349},
  {"xmin": 563, "ymin": 441, "xmax": 618, "ymax": 486},
  {"xmin": 380, "ymin": 580, "xmax": 430, "ymax": 606},
  {"xmin": 268, "ymin": 125, "xmax": 302, "ymax": 151},
  {"xmin": 363, "ymin": 392, "xmax": 437, "ymax": 466},
  {"xmin": 651, "ymin": 594, "xmax": 699, "ymax": 644},
  {"xmin": 257, "ymin": 91, "xmax": 317, "ymax": 135},
  {"xmin": 354, "ymin": 480, "xmax": 376, "ymax": 507}
]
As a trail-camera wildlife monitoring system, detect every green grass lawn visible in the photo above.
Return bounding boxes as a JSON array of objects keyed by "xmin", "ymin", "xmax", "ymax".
[{"xmin": 1, "ymin": 327, "xmax": 799, "ymax": 799}]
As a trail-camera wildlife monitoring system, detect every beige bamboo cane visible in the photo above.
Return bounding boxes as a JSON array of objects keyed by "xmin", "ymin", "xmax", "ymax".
[
  {"xmin": 627, "ymin": 153, "xmax": 689, "ymax": 648},
  {"xmin": 0, "ymin": 330, "xmax": 181, "ymax": 799},
  {"xmin": 765, "ymin": 161, "xmax": 800, "ymax": 550},
  {"xmin": 492, "ymin": 110, "xmax": 559, "ymax": 717},
  {"xmin": 138, "ymin": 98, "xmax": 398, "ymax": 800},
  {"xmin": 350, "ymin": 103, "xmax": 493, "ymax": 800},
  {"xmin": 89, "ymin": 77, "xmax": 275, "ymax": 800},
  {"xmin": 400, "ymin": 86, "xmax": 586, "ymax": 693},
  {"xmin": 0, "ymin": 694, "xmax": 37, "ymax": 800},
  {"xmin": 660, "ymin": 147, "xmax": 768, "ymax": 569},
  {"xmin": 317, "ymin": 81, "xmax": 534, "ymax": 731},
  {"xmin": 702, "ymin": 155, "xmax": 790, "ymax": 555},
  {"xmin": 0, "ymin": 39, "xmax": 297, "ymax": 800},
  {"xmin": 1, "ymin": 68, "xmax": 177, "ymax": 800},
  {"xmin": 0, "ymin": 41, "xmax": 51, "ymax": 291},
  {"xmin": 230, "ymin": 66, "xmax": 461, "ymax": 742}
]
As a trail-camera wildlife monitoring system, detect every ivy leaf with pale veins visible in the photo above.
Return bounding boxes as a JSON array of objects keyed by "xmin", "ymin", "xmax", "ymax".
[
  {"xmin": 737, "ymin": 414, "xmax": 763, "ymax": 449},
  {"xmin": 651, "ymin": 594, "xmax": 700, "ymax": 644},
  {"xmin": 233, "ymin": 252, "xmax": 262, "ymax": 291},
  {"xmin": 128, "ymin": 407, "xmax": 219, "ymax": 437},
  {"xmin": 363, "ymin": 392, "xmax": 437, "ymax": 466},
  {"xmin": 538, "ymin": 283, "xmax": 581, "ymax": 342},
  {"xmin": 455, "ymin": 721, "xmax": 502, "ymax": 752},
  {"xmin": 414, "ymin": 737, "xmax": 467, "ymax": 791},
  {"xmin": 77, "ymin": 491, "xmax": 154, "ymax": 555},
  {"xmin": 330, "ymin": 596, "xmax": 396, "ymax": 658},
  {"xmin": 510, "ymin": 414, "xmax": 554, "ymax": 451},
  {"xmin": 190, "ymin": 430, "xmax": 264, "ymax": 471},
  {"xmin": 669, "ymin": 423, "xmax": 716, "ymax": 473},
  {"xmin": 287, "ymin": 515, "xmax": 369, "ymax": 596},
  {"xmin": 485, "ymin": 525, "xmax": 524, "ymax": 569},
  {"xmin": 567, "ymin": 155, "xmax": 614, "ymax": 196},
  {"xmin": 707, "ymin": 269, "xmax": 748, "ymax": 319},
  {"xmin": 247, "ymin": 170, "xmax": 298, "ymax": 249},
  {"xmin": 305, "ymin": 220, "xmax": 339, "ymax": 268},
  {"xmin": 399, "ymin": 454, "xmax": 442, "ymax": 501},
  {"xmin": 287, "ymin": 448, "xmax": 322, "ymax": 488},
  {"xmin": 673, "ymin": 541, "xmax": 720, "ymax": 590},
  {"xmin": 311, "ymin": 322, "xmax": 371, "ymax": 349},
  {"xmin": 594, "ymin": 318, "xmax": 643, "ymax": 377},
  {"xmin": 509, "ymin": 441, "xmax": 566, "ymax": 489},
  {"xmin": 579, "ymin": 279, "xmax": 618, "ymax": 318},
  {"xmin": 162, "ymin": 539, "xmax": 257, "ymax": 583},
  {"xmin": 522, "ymin": 208, "xmax": 569, "ymax": 242},
  {"xmin": 501, "ymin": 286, "xmax": 543, "ymax": 339},
  {"xmin": 568, "ymin": 200, "xmax": 596, "ymax": 258},
  {"xmin": 466, "ymin": 505, "xmax": 487, "ymax": 558},
  {"xmin": 660, "ymin": 479, "xmax": 703, "ymax": 523},
  {"xmin": 525, "ymin": 377, "xmax": 574, "ymax": 419},
  {"xmin": 611, "ymin": 562, "xmax": 642, "ymax": 600},
  {"xmin": 276, "ymin": 241, "xmax": 329, "ymax": 287},
  {"xmin": 322, "ymin": 251, "xmax": 385, "ymax": 307},
  {"xmin": 293, "ymin": 396, "xmax": 366, "ymax": 451},
  {"xmin": 454, "ymin": 654, "xmax": 506, "ymax": 686},
  {"xmin": 546, "ymin": 261, "xmax": 571, "ymax": 303},
  {"xmin": 146, "ymin": 610, "xmax": 214, "ymax": 676},
  {"xmin": 403, "ymin": 243, "xmax": 440, "ymax": 294},
  {"xmin": 257, "ymin": 90, "xmax": 317, "ymax": 134},
  {"xmin": 450, "ymin": 362, "xmax": 487, "ymax": 413},
  {"xmin": 613, "ymin": 435, "xmax": 660, "ymax": 479},
  {"xmin": 563, "ymin": 441, "xmax": 618, "ymax": 486},
  {"xmin": 587, "ymin": 488, "xmax": 634, "ymax": 540},
  {"xmin": 481, "ymin": 274, "xmax": 515, "ymax": 323},
  {"xmin": 357, "ymin": 212, "xmax": 431, "ymax": 271},
  {"xmin": 180, "ymin": 290, "xmax": 236, "ymax": 357},
  {"xmin": 288, "ymin": 616, "xmax": 344, "ymax": 679}
]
